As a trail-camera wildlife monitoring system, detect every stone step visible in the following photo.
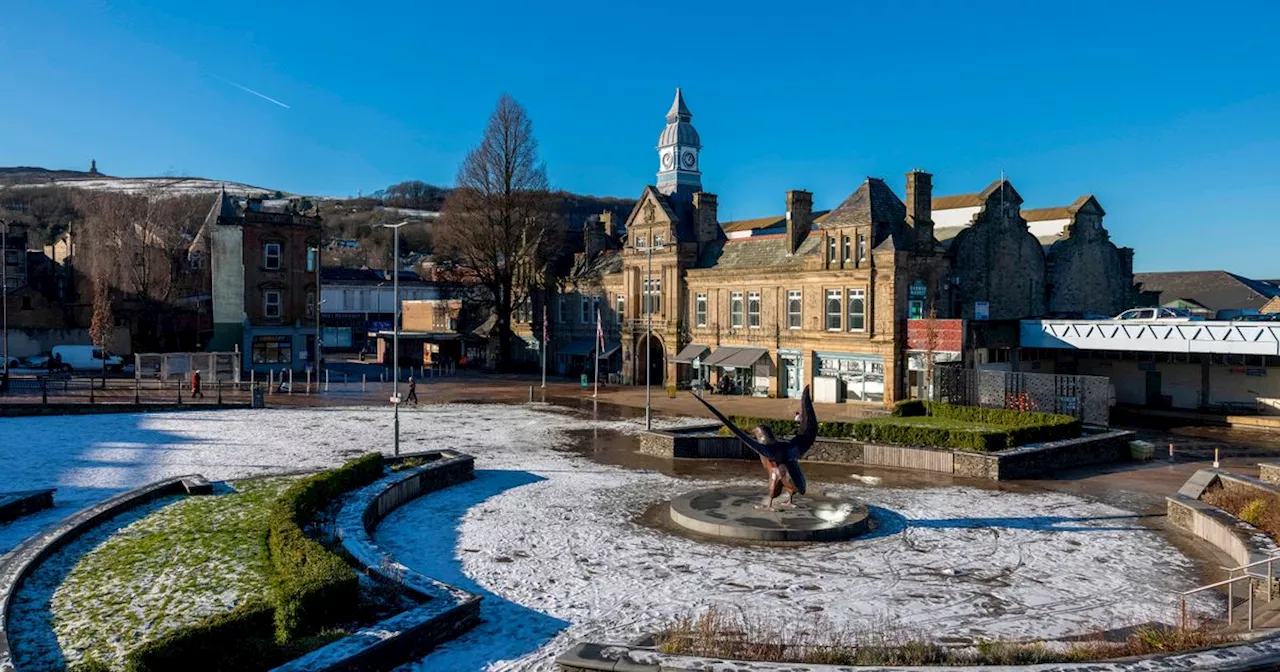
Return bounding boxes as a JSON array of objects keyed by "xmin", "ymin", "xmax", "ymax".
[{"xmin": 0, "ymin": 489, "xmax": 55, "ymax": 524}]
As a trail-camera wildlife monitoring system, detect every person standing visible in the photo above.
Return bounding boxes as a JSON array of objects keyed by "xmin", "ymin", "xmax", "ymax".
[
  {"xmin": 406, "ymin": 375, "xmax": 418, "ymax": 405},
  {"xmin": 191, "ymin": 370, "xmax": 204, "ymax": 399}
]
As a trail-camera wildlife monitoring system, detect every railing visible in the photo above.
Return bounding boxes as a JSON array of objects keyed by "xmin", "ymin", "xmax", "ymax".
[
  {"xmin": 1022, "ymin": 319, "xmax": 1280, "ymax": 356},
  {"xmin": 1180, "ymin": 553, "xmax": 1280, "ymax": 631}
]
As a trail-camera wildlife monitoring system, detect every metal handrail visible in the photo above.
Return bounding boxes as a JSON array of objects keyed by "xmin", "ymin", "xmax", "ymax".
[{"xmin": 1179, "ymin": 553, "xmax": 1280, "ymax": 631}]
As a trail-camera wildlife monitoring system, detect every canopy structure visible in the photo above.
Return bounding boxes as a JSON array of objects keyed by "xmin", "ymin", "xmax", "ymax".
[
  {"xmin": 598, "ymin": 342, "xmax": 621, "ymax": 359},
  {"xmin": 673, "ymin": 343, "xmax": 711, "ymax": 364},
  {"xmin": 702, "ymin": 346, "xmax": 769, "ymax": 369}
]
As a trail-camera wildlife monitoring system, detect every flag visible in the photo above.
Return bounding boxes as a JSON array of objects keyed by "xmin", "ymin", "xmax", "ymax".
[{"xmin": 596, "ymin": 307, "xmax": 605, "ymax": 351}]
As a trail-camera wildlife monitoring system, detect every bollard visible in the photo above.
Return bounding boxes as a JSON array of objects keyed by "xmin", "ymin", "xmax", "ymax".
[
  {"xmin": 306, "ymin": 369, "xmax": 312, "ymax": 395},
  {"xmin": 325, "ymin": 370, "xmax": 330, "ymax": 392},
  {"xmin": 41, "ymin": 378, "xmax": 47, "ymax": 404},
  {"xmin": 1214, "ymin": 447, "xmax": 1220, "ymax": 469},
  {"xmin": 1169, "ymin": 443, "xmax": 1175, "ymax": 463},
  {"xmin": 288, "ymin": 369, "xmax": 294, "ymax": 395},
  {"xmin": 135, "ymin": 377, "xmax": 140, "ymax": 405},
  {"xmin": 362, "ymin": 374, "xmax": 366, "ymax": 392},
  {"xmin": 90, "ymin": 379, "xmax": 95, "ymax": 404},
  {"xmin": 251, "ymin": 369, "xmax": 256, "ymax": 392},
  {"xmin": 268, "ymin": 370, "xmax": 274, "ymax": 395},
  {"xmin": 177, "ymin": 379, "xmax": 182, "ymax": 405},
  {"xmin": 529, "ymin": 385, "xmax": 534, "ymax": 402},
  {"xmin": 217, "ymin": 379, "xmax": 223, "ymax": 404}
]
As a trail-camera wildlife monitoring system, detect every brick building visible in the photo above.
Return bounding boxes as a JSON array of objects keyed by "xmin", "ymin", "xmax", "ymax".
[{"xmin": 195, "ymin": 192, "xmax": 321, "ymax": 373}]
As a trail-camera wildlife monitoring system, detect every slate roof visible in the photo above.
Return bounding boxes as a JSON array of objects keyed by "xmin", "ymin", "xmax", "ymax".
[
  {"xmin": 1023, "ymin": 207, "xmax": 1073, "ymax": 222},
  {"xmin": 820, "ymin": 178, "xmax": 906, "ymax": 230},
  {"xmin": 1135, "ymin": 271, "xmax": 1280, "ymax": 313},
  {"xmin": 694, "ymin": 232, "xmax": 823, "ymax": 271}
]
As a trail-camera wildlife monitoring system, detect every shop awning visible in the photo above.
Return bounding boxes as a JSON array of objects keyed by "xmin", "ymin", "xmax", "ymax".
[
  {"xmin": 557, "ymin": 340, "xmax": 596, "ymax": 357},
  {"xmin": 702, "ymin": 346, "xmax": 769, "ymax": 369},
  {"xmin": 598, "ymin": 342, "xmax": 621, "ymax": 359},
  {"xmin": 673, "ymin": 343, "xmax": 711, "ymax": 364}
]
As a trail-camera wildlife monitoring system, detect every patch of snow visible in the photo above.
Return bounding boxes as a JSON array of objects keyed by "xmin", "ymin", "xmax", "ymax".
[{"xmin": 370, "ymin": 422, "xmax": 1216, "ymax": 671}]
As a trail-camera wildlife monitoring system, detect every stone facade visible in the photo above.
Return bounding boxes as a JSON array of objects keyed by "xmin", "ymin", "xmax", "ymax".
[
  {"xmin": 1042, "ymin": 196, "xmax": 1135, "ymax": 316},
  {"xmin": 542, "ymin": 90, "xmax": 1136, "ymax": 407},
  {"xmin": 947, "ymin": 181, "xmax": 1046, "ymax": 321}
]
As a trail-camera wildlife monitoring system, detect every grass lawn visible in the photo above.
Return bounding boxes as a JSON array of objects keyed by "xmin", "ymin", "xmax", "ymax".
[
  {"xmin": 858, "ymin": 416, "xmax": 1004, "ymax": 433},
  {"xmin": 46, "ymin": 477, "xmax": 296, "ymax": 670}
]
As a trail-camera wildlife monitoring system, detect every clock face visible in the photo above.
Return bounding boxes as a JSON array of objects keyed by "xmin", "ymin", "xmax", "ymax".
[
  {"xmin": 661, "ymin": 151, "xmax": 674, "ymax": 169},
  {"xmin": 681, "ymin": 151, "xmax": 697, "ymax": 169}
]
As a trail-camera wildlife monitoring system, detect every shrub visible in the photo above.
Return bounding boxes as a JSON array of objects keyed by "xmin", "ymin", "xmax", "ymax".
[
  {"xmin": 1241, "ymin": 498, "xmax": 1268, "ymax": 527},
  {"xmin": 267, "ymin": 452, "xmax": 384, "ymax": 641},
  {"xmin": 714, "ymin": 403, "xmax": 1078, "ymax": 452},
  {"xmin": 125, "ymin": 600, "xmax": 281, "ymax": 672}
]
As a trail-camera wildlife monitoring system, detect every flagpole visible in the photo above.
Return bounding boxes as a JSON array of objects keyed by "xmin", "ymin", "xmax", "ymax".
[{"xmin": 541, "ymin": 306, "xmax": 547, "ymax": 389}]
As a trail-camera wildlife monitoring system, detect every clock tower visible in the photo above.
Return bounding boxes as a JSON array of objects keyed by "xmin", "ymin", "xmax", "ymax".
[{"xmin": 656, "ymin": 88, "xmax": 701, "ymax": 196}]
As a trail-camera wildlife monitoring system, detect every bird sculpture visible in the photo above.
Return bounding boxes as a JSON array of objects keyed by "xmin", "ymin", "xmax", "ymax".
[{"xmin": 691, "ymin": 386, "xmax": 817, "ymax": 510}]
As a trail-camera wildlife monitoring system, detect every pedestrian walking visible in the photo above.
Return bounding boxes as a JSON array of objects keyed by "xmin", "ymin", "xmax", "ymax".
[
  {"xmin": 191, "ymin": 370, "xmax": 204, "ymax": 399},
  {"xmin": 406, "ymin": 376, "xmax": 418, "ymax": 405}
]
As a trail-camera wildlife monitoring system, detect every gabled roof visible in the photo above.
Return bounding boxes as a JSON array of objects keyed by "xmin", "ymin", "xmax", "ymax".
[
  {"xmin": 1135, "ymin": 271, "xmax": 1280, "ymax": 313},
  {"xmin": 934, "ymin": 179, "xmax": 1024, "ymax": 212},
  {"xmin": 820, "ymin": 178, "xmax": 906, "ymax": 229}
]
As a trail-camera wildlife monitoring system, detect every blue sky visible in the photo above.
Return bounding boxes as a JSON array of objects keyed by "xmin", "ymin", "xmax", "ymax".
[{"xmin": 2, "ymin": 0, "xmax": 1277, "ymax": 277}]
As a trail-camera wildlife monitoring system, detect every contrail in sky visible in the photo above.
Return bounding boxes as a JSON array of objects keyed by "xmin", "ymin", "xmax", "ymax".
[{"xmin": 212, "ymin": 75, "xmax": 291, "ymax": 109}]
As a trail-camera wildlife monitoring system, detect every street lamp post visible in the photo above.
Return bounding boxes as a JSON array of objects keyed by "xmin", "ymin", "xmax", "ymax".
[
  {"xmin": 1, "ymin": 219, "xmax": 8, "ymax": 381},
  {"xmin": 644, "ymin": 242, "xmax": 654, "ymax": 430},
  {"xmin": 381, "ymin": 220, "xmax": 410, "ymax": 456}
]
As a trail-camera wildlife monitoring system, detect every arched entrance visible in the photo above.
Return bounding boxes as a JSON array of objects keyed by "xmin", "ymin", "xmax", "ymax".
[{"xmin": 636, "ymin": 333, "xmax": 666, "ymax": 386}]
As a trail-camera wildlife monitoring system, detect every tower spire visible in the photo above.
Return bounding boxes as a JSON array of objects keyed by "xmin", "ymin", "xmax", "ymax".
[{"xmin": 656, "ymin": 88, "xmax": 701, "ymax": 196}]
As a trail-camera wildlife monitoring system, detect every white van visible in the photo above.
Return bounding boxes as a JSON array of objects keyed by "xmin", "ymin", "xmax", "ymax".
[{"xmin": 51, "ymin": 345, "xmax": 125, "ymax": 372}]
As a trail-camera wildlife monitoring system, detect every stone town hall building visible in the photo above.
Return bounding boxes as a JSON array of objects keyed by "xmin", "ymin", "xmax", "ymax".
[{"xmin": 549, "ymin": 89, "xmax": 1135, "ymax": 406}]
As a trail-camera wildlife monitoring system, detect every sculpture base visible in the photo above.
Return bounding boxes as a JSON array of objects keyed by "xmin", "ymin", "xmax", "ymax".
[{"xmin": 668, "ymin": 485, "xmax": 870, "ymax": 542}]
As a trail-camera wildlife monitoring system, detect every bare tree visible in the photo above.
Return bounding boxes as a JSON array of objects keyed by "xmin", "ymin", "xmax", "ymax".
[
  {"xmin": 435, "ymin": 95, "xmax": 559, "ymax": 368},
  {"xmin": 89, "ymin": 282, "xmax": 114, "ymax": 375}
]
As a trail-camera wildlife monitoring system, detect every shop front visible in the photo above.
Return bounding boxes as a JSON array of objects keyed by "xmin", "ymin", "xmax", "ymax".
[
  {"xmin": 813, "ymin": 351, "xmax": 885, "ymax": 403},
  {"xmin": 778, "ymin": 348, "xmax": 804, "ymax": 399},
  {"xmin": 703, "ymin": 346, "xmax": 772, "ymax": 396}
]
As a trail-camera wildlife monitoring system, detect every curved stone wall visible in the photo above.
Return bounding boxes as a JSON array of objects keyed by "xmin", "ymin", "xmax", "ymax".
[
  {"xmin": 271, "ymin": 451, "xmax": 481, "ymax": 672},
  {"xmin": 0, "ymin": 475, "xmax": 210, "ymax": 672}
]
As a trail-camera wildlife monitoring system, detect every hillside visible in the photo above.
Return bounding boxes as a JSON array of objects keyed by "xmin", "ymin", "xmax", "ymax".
[{"xmin": 1, "ymin": 167, "xmax": 635, "ymax": 266}]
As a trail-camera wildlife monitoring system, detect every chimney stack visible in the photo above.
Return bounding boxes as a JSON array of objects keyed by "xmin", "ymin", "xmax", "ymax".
[
  {"xmin": 693, "ymin": 192, "xmax": 718, "ymax": 244},
  {"xmin": 905, "ymin": 170, "xmax": 933, "ymax": 252},
  {"xmin": 600, "ymin": 211, "xmax": 615, "ymax": 239},
  {"xmin": 584, "ymin": 216, "xmax": 606, "ymax": 259},
  {"xmin": 785, "ymin": 190, "xmax": 813, "ymax": 254}
]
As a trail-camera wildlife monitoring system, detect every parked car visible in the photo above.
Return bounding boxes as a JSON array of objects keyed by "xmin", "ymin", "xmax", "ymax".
[
  {"xmin": 1113, "ymin": 307, "xmax": 1200, "ymax": 321},
  {"xmin": 1232, "ymin": 313, "xmax": 1280, "ymax": 322},
  {"xmin": 51, "ymin": 345, "xmax": 125, "ymax": 372}
]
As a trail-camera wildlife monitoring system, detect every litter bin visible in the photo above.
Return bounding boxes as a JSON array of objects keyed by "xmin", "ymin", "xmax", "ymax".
[{"xmin": 251, "ymin": 386, "xmax": 265, "ymax": 409}]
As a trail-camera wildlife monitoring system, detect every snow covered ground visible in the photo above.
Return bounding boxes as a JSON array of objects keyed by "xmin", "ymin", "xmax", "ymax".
[{"xmin": 0, "ymin": 404, "xmax": 1212, "ymax": 672}]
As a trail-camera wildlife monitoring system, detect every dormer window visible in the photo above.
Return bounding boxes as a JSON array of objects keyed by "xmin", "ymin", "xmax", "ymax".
[
  {"xmin": 653, "ymin": 233, "xmax": 664, "ymax": 248},
  {"xmin": 636, "ymin": 235, "xmax": 647, "ymax": 249}
]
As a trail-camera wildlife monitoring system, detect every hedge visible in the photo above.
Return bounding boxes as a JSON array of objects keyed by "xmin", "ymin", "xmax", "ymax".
[
  {"xmin": 121, "ymin": 453, "xmax": 387, "ymax": 670},
  {"xmin": 268, "ymin": 452, "xmax": 385, "ymax": 641},
  {"xmin": 125, "ymin": 600, "xmax": 281, "ymax": 672},
  {"xmin": 721, "ymin": 402, "xmax": 1080, "ymax": 452}
]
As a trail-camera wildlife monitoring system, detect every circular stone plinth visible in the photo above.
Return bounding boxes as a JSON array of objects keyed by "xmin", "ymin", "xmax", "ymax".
[{"xmin": 668, "ymin": 485, "xmax": 870, "ymax": 542}]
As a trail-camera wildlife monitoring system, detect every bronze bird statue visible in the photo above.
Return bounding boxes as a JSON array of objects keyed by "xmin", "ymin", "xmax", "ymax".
[{"xmin": 691, "ymin": 386, "xmax": 817, "ymax": 510}]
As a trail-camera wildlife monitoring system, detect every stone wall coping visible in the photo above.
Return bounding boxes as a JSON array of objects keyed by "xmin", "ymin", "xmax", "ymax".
[
  {"xmin": 1167, "ymin": 493, "xmax": 1280, "ymax": 570},
  {"xmin": 985, "ymin": 429, "xmax": 1136, "ymax": 458},
  {"xmin": 0, "ymin": 474, "xmax": 208, "ymax": 672},
  {"xmin": 556, "ymin": 636, "xmax": 1280, "ymax": 672},
  {"xmin": 1215, "ymin": 470, "xmax": 1280, "ymax": 499},
  {"xmin": 269, "ymin": 450, "xmax": 481, "ymax": 672}
]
